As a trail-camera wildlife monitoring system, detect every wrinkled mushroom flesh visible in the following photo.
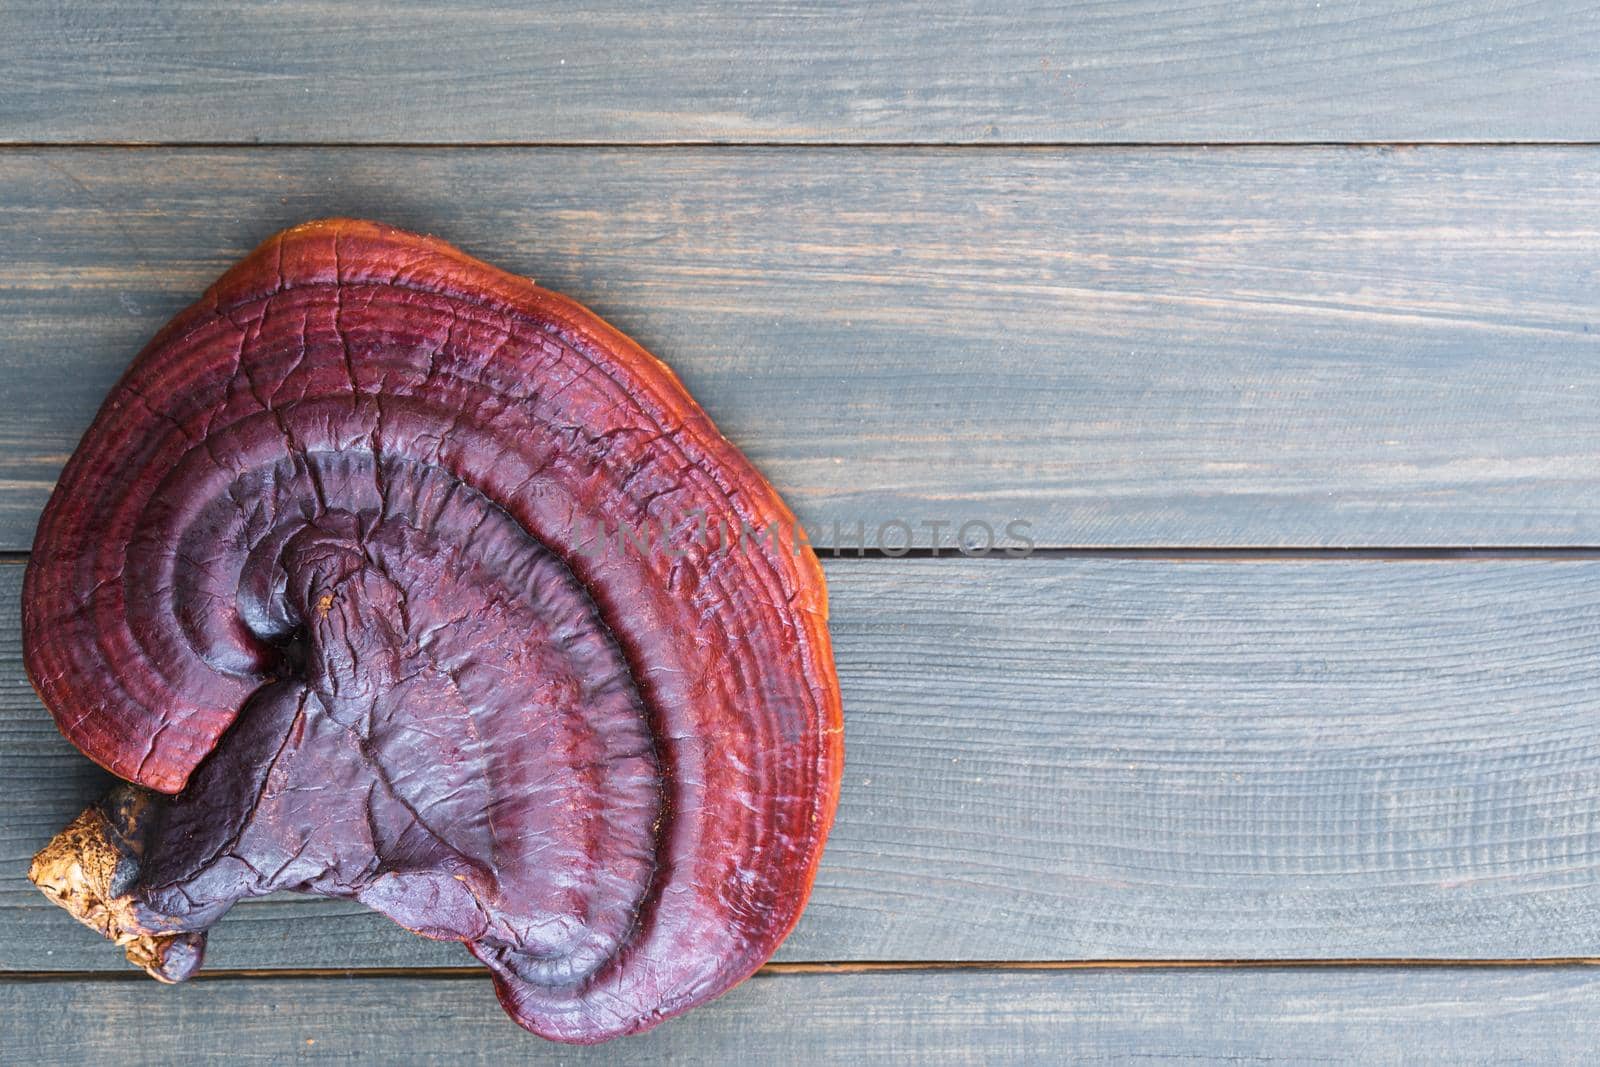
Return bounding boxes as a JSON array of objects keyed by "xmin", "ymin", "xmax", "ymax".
[{"xmin": 25, "ymin": 220, "xmax": 843, "ymax": 1043}]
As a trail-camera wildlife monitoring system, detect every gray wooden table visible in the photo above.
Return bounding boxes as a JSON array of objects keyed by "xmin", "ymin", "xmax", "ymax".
[{"xmin": 5, "ymin": 2, "xmax": 1600, "ymax": 1063}]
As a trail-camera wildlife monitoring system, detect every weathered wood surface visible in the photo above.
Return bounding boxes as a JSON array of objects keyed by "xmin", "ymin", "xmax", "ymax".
[
  {"xmin": 5, "ymin": 2, "xmax": 1598, "ymax": 145},
  {"xmin": 8, "ymin": 966, "xmax": 1600, "ymax": 1064},
  {"xmin": 9, "ymin": 1, "xmax": 1600, "ymax": 1055},
  {"xmin": 5, "ymin": 147, "xmax": 1600, "ymax": 550},
  {"xmin": 10, "ymin": 557, "xmax": 1600, "ymax": 971}
]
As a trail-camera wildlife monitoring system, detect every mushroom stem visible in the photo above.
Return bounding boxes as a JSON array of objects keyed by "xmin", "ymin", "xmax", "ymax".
[{"xmin": 29, "ymin": 784, "xmax": 207, "ymax": 983}]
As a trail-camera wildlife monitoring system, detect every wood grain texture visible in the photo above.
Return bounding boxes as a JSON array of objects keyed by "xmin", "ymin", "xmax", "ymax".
[
  {"xmin": 7, "ymin": 967, "xmax": 1600, "ymax": 1064},
  {"xmin": 9, "ymin": 557, "xmax": 1600, "ymax": 969},
  {"xmin": 4, "ymin": 147, "xmax": 1600, "ymax": 549},
  {"xmin": 4, "ymin": 2, "xmax": 1599, "ymax": 144}
]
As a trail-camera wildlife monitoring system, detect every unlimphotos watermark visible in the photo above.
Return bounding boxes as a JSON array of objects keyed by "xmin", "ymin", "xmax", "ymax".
[{"xmin": 572, "ymin": 511, "xmax": 1036, "ymax": 560}]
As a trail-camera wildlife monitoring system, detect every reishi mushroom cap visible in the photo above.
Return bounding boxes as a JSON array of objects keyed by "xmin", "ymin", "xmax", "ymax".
[{"xmin": 23, "ymin": 219, "xmax": 843, "ymax": 1042}]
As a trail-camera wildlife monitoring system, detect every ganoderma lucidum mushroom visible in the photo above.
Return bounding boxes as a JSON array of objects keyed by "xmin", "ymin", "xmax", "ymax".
[{"xmin": 24, "ymin": 219, "xmax": 843, "ymax": 1043}]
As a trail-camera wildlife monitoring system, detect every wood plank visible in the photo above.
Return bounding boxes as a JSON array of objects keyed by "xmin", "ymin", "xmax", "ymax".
[
  {"xmin": 4, "ymin": 147, "xmax": 1600, "ymax": 550},
  {"xmin": 8, "ymin": 557, "xmax": 1600, "ymax": 970},
  {"xmin": 5, "ymin": 2, "xmax": 1599, "ymax": 144},
  {"xmin": 6, "ymin": 966, "xmax": 1600, "ymax": 1063}
]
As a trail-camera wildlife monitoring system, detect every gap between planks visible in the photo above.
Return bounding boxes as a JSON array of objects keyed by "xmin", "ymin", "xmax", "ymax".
[
  {"xmin": 7, "ymin": 960, "xmax": 1600, "ymax": 984},
  {"xmin": 6, "ymin": 141, "xmax": 1600, "ymax": 151},
  {"xmin": 11, "ymin": 549, "xmax": 1600, "ymax": 566}
]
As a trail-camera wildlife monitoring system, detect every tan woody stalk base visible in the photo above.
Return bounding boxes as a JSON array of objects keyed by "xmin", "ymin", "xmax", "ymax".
[{"xmin": 29, "ymin": 786, "xmax": 205, "ymax": 984}]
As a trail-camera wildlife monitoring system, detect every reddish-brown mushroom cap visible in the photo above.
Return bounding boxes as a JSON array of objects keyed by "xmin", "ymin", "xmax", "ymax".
[{"xmin": 23, "ymin": 219, "xmax": 842, "ymax": 1042}]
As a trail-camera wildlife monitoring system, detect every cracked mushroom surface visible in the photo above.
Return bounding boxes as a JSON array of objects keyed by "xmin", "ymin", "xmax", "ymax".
[{"xmin": 24, "ymin": 219, "xmax": 843, "ymax": 1043}]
